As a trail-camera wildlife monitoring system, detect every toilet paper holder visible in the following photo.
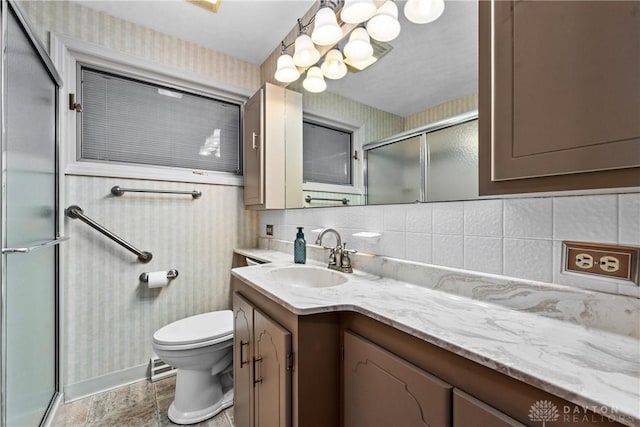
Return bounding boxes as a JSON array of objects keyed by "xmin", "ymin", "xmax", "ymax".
[{"xmin": 139, "ymin": 269, "xmax": 179, "ymax": 283}]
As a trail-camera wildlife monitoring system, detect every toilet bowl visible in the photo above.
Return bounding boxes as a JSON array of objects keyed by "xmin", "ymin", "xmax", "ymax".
[{"xmin": 152, "ymin": 310, "xmax": 234, "ymax": 425}]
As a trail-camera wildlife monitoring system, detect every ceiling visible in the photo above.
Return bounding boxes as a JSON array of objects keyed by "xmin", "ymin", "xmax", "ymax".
[
  {"xmin": 73, "ymin": 0, "xmax": 477, "ymax": 117},
  {"xmin": 74, "ymin": 0, "xmax": 317, "ymax": 64}
]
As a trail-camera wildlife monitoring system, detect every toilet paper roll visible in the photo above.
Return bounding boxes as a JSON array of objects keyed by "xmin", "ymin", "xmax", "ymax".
[{"xmin": 147, "ymin": 271, "xmax": 169, "ymax": 288}]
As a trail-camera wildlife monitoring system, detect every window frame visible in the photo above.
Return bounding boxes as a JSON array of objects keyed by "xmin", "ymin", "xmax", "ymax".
[
  {"xmin": 51, "ymin": 33, "xmax": 250, "ymax": 186},
  {"xmin": 302, "ymin": 112, "xmax": 364, "ymax": 195}
]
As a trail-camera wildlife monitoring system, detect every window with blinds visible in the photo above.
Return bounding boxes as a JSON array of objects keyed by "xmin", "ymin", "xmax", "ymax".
[
  {"xmin": 79, "ymin": 66, "xmax": 241, "ymax": 174},
  {"xmin": 303, "ymin": 121, "xmax": 352, "ymax": 185}
]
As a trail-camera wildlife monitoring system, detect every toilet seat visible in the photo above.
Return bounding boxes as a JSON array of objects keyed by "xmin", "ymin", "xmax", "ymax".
[{"xmin": 153, "ymin": 310, "xmax": 233, "ymax": 351}]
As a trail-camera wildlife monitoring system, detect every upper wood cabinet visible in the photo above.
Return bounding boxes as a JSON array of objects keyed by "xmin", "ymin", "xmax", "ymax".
[
  {"xmin": 479, "ymin": 0, "xmax": 640, "ymax": 195},
  {"xmin": 243, "ymin": 83, "xmax": 303, "ymax": 209}
]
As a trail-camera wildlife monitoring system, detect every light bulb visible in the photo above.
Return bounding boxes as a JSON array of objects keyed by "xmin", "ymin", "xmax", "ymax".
[
  {"xmin": 344, "ymin": 27, "xmax": 373, "ymax": 62},
  {"xmin": 303, "ymin": 66, "xmax": 327, "ymax": 93},
  {"xmin": 311, "ymin": 7, "xmax": 343, "ymax": 46},
  {"xmin": 404, "ymin": 0, "xmax": 445, "ymax": 24},
  {"xmin": 340, "ymin": 0, "xmax": 376, "ymax": 24},
  {"xmin": 321, "ymin": 49, "xmax": 347, "ymax": 79},
  {"xmin": 293, "ymin": 34, "xmax": 321, "ymax": 67},
  {"xmin": 367, "ymin": 1, "xmax": 401, "ymax": 42},
  {"xmin": 274, "ymin": 53, "xmax": 300, "ymax": 83}
]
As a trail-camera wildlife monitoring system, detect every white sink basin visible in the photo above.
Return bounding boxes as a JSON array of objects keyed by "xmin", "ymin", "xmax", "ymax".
[{"xmin": 269, "ymin": 265, "xmax": 348, "ymax": 288}]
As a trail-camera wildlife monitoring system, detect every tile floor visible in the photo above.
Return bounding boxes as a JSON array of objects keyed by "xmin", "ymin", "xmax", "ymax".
[{"xmin": 52, "ymin": 376, "xmax": 234, "ymax": 427}]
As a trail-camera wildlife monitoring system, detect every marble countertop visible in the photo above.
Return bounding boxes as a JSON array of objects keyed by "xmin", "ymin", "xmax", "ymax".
[{"xmin": 232, "ymin": 248, "xmax": 640, "ymax": 427}]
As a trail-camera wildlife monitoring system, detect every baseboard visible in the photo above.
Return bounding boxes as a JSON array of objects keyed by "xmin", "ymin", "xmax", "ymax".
[{"xmin": 63, "ymin": 363, "xmax": 149, "ymax": 402}]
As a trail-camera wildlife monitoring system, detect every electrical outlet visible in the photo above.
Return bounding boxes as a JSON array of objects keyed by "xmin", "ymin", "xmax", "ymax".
[
  {"xmin": 563, "ymin": 241, "xmax": 639, "ymax": 284},
  {"xmin": 599, "ymin": 256, "xmax": 620, "ymax": 273},
  {"xmin": 575, "ymin": 253, "xmax": 593, "ymax": 269},
  {"xmin": 266, "ymin": 224, "xmax": 274, "ymax": 236}
]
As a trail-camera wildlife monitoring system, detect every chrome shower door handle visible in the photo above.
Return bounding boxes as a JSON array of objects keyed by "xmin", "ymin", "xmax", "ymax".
[
  {"xmin": 2, "ymin": 237, "xmax": 69, "ymax": 254},
  {"xmin": 252, "ymin": 132, "xmax": 260, "ymax": 150}
]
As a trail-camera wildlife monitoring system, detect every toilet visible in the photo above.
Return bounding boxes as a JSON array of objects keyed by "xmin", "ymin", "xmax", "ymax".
[{"xmin": 152, "ymin": 310, "xmax": 234, "ymax": 425}]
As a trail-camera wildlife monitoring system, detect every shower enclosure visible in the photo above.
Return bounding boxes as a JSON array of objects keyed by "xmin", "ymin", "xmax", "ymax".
[
  {"xmin": 0, "ymin": 1, "xmax": 63, "ymax": 425},
  {"xmin": 365, "ymin": 112, "xmax": 478, "ymax": 204}
]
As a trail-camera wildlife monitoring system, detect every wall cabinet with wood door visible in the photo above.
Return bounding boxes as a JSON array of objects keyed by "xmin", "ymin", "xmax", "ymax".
[
  {"xmin": 243, "ymin": 82, "xmax": 303, "ymax": 209},
  {"xmin": 479, "ymin": 0, "xmax": 640, "ymax": 195},
  {"xmin": 233, "ymin": 293, "xmax": 292, "ymax": 427}
]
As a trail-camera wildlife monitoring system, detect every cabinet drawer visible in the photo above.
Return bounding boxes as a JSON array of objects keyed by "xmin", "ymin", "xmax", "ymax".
[
  {"xmin": 343, "ymin": 330, "xmax": 452, "ymax": 427},
  {"xmin": 454, "ymin": 388, "xmax": 525, "ymax": 427}
]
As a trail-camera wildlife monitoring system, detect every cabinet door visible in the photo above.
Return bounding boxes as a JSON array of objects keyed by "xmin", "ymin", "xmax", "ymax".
[
  {"xmin": 254, "ymin": 309, "xmax": 292, "ymax": 427},
  {"xmin": 479, "ymin": 0, "xmax": 640, "ymax": 194},
  {"xmin": 233, "ymin": 293, "xmax": 255, "ymax": 427},
  {"xmin": 343, "ymin": 331, "xmax": 452, "ymax": 427},
  {"xmin": 453, "ymin": 389, "xmax": 525, "ymax": 427},
  {"xmin": 243, "ymin": 87, "xmax": 264, "ymax": 206}
]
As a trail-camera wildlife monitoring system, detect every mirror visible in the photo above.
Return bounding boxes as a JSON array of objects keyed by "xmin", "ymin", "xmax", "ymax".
[{"xmin": 289, "ymin": 0, "xmax": 478, "ymax": 207}]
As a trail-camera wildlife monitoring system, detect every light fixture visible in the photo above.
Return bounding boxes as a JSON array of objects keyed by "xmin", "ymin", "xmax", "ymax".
[
  {"xmin": 293, "ymin": 33, "xmax": 321, "ymax": 67},
  {"xmin": 343, "ymin": 27, "xmax": 373, "ymax": 62},
  {"xmin": 274, "ymin": 42, "xmax": 301, "ymax": 83},
  {"xmin": 311, "ymin": 1, "xmax": 343, "ymax": 46},
  {"xmin": 187, "ymin": 0, "xmax": 221, "ymax": 14},
  {"xmin": 303, "ymin": 66, "xmax": 327, "ymax": 93},
  {"xmin": 340, "ymin": 0, "xmax": 376, "ymax": 24},
  {"xmin": 404, "ymin": 0, "xmax": 445, "ymax": 24},
  {"xmin": 321, "ymin": 49, "xmax": 347, "ymax": 79},
  {"xmin": 367, "ymin": 0, "xmax": 401, "ymax": 42}
]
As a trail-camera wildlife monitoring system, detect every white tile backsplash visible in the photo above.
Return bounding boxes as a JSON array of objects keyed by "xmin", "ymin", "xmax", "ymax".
[
  {"xmin": 553, "ymin": 195, "xmax": 618, "ymax": 243},
  {"xmin": 405, "ymin": 232, "xmax": 432, "ymax": 264},
  {"xmin": 504, "ymin": 197, "xmax": 553, "ymax": 239},
  {"xmin": 464, "ymin": 236, "xmax": 503, "ymax": 275},
  {"xmin": 383, "ymin": 205, "xmax": 407, "ymax": 231},
  {"xmin": 262, "ymin": 193, "xmax": 640, "ymax": 297},
  {"xmin": 432, "ymin": 234, "xmax": 464, "ymax": 268},
  {"xmin": 464, "ymin": 199, "xmax": 503, "ymax": 237},
  {"xmin": 503, "ymin": 238, "xmax": 553, "ymax": 283},
  {"xmin": 432, "ymin": 201, "xmax": 464, "ymax": 235},
  {"xmin": 406, "ymin": 203, "xmax": 432, "ymax": 233},
  {"xmin": 382, "ymin": 231, "xmax": 406, "ymax": 258},
  {"xmin": 619, "ymin": 193, "xmax": 640, "ymax": 245}
]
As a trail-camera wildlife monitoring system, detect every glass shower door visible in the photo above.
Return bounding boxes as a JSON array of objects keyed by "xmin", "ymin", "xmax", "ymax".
[{"xmin": 2, "ymin": 3, "xmax": 61, "ymax": 426}]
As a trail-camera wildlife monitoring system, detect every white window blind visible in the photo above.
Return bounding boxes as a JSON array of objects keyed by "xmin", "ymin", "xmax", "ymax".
[
  {"xmin": 303, "ymin": 121, "xmax": 352, "ymax": 185},
  {"xmin": 79, "ymin": 67, "xmax": 241, "ymax": 174}
]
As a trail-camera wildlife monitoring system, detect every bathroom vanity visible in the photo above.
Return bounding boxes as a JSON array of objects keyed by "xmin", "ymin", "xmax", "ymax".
[{"xmin": 230, "ymin": 246, "xmax": 640, "ymax": 427}]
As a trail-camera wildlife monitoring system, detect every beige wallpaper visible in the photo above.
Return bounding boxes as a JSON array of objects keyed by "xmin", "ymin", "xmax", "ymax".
[
  {"xmin": 19, "ymin": 0, "xmax": 260, "ymax": 92},
  {"xmin": 63, "ymin": 177, "xmax": 257, "ymax": 386},
  {"xmin": 404, "ymin": 93, "xmax": 478, "ymax": 131},
  {"xmin": 19, "ymin": 1, "xmax": 260, "ymax": 391}
]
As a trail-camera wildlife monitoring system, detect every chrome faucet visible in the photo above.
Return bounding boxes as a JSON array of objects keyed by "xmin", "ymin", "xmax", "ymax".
[{"xmin": 315, "ymin": 228, "xmax": 356, "ymax": 273}]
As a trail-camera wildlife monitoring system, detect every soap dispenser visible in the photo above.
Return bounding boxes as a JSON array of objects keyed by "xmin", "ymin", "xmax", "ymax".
[{"xmin": 294, "ymin": 227, "xmax": 306, "ymax": 264}]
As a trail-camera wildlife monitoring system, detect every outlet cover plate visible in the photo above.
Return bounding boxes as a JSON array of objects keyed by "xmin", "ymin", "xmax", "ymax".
[
  {"xmin": 563, "ymin": 241, "xmax": 639, "ymax": 285},
  {"xmin": 266, "ymin": 224, "xmax": 274, "ymax": 236}
]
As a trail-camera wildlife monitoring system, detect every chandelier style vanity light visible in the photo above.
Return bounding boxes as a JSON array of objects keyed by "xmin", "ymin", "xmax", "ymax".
[{"xmin": 274, "ymin": 0, "xmax": 446, "ymax": 92}]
